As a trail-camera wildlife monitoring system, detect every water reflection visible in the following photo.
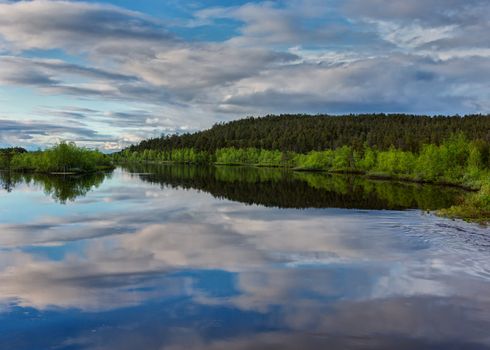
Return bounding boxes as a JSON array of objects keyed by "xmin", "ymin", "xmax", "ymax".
[
  {"xmin": 0, "ymin": 170, "xmax": 108, "ymax": 203},
  {"xmin": 1, "ymin": 165, "xmax": 465, "ymax": 210},
  {"xmin": 0, "ymin": 166, "xmax": 489, "ymax": 349},
  {"xmin": 122, "ymin": 163, "xmax": 466, "ymax": 210}
]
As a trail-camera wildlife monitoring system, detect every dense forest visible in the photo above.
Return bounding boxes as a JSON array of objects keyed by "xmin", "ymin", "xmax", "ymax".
[
  {"xmin": 116, "ymin": 134, "xmax": 488, "ymax": 187},
  {"xmin": 126, "ymin": 114, "xmax": 490, "ymax": 153}
]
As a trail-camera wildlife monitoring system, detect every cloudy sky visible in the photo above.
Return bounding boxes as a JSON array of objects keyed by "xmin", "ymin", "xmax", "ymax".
[{"xmin": 0, "ymin": 0, "xmax": 489, "ymax": 150}]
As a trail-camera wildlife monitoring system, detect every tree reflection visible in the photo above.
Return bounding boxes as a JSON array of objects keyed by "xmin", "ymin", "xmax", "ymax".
[
  {"xmin": 0, "ymin": 171, "xmax": 24, "ymax": 192},
  {"xmin": 0, "ymin": 170, "xmax": 108, "ymax": 203},
  {"xmin": 1, "ymin": 164, "xmax": 466, "ymax": 209},
  {"xmin": 122, "ymin": 164, "xmax": 465, "ymax": 210}
]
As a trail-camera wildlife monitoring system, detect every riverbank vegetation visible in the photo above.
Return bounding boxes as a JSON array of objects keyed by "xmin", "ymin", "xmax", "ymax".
[
  {"xmin": 0, "ymin": 147, "xmax": 27, "ymax": 169},
  {"xmin": 116, "ymin": 134, "xmax": 488, "ymax": 186},
  {"xmin": 118, "ymin": 114, "xmax": 490, "ymax": 224},
  {"xmin": 0, "ymin": 142, "xmax": 114, "ymax": 174},
  {"xmin": 439, "ymin": 183, "xmax": 490, "ymax": 224}
]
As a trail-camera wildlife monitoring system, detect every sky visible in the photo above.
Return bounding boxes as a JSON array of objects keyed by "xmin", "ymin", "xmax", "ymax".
[{"xmin": 0, "ymin": 0, "xmax": 489, "ymax": 151}]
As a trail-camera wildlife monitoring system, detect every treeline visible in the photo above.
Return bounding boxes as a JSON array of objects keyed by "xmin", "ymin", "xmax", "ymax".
[
  {"xmin": 116, "ymin": 134, "xmax": 490, "ymax": 222},
  {"xmin": 126, "ymin": 114, "xmax": 490, "ymax": 153},
  {"xmin": 0, "ymin": 142, "xmax": 113, "ymax": 173},
  {"xmin": 115, "ymin": 134, "xmax": 488, "ymax": 188}
]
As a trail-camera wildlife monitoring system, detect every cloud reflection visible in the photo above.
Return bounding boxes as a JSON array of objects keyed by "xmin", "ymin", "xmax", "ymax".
[{"xmin": 0, "ymin": 169, "xmax": 489, "ymax": 348}]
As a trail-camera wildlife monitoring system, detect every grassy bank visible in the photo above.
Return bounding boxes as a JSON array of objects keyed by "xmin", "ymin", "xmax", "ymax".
[
  {"xmin": 0, "ymin": 142, "xmax": 114, "ymax": 174},
  {"xmin": 438, "ymin": 182, "xmax": 490, "ymax": 224},
  {"xmin": 114, "ymin": 135, "xmax": 490, "ymax": 224}
]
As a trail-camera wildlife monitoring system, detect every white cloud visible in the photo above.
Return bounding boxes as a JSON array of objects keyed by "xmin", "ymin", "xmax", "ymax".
[{"xmin": 0, "ymin": 0, "xmax": 488, "ymax": 148}]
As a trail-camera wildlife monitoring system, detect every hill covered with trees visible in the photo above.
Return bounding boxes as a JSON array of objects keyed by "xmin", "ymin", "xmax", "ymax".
[
  {"xmin": 126, "ymin": 114, "xmax": 490, "ymax": 154},
  {"xmin": 117, "ymin": 114, "xmax": 490, "ymax": 223}
]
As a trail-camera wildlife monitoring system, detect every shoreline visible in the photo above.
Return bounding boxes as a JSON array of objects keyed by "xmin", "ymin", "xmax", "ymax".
[
  {"xmin": 3, "ymin": 160, "xmax": 487, "ymax": 225},
  {"xmin": 115, "ymin": 160, "xmax": 489, "ymax": 225},
  {"xmin": 117, "ymin": 159, "xmax": 479, "ymax": 191}
]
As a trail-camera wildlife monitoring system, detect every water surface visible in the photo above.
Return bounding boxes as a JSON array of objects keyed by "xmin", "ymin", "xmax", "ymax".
[{"xmin": 0, "ymin": 166, "xmax": 489, "ymax": 350}]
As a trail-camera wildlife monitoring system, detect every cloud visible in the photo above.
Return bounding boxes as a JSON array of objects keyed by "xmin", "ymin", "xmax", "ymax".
[
  {"xmin": 0, "ymin": 0, "xmax": 488, "ymax": 149},
  {"xmin": 0, "ymin": 56, "xmax": 150, "ymax": 100},
  {"xmin": 0, "ymin": 118, "xmax": 112, "ymax": 145},
  {"xmin": 0, "ymin": 0, "xmax": 175, "ymax": 53},
  {"xmin": 130, "ymin": 44, "xmax": 296, "ymax": 89},
  {"xmin": 194, "ymin": 0, "xmax": 386, "ymax": 50},
  {"xmin": 345, "ymin": 0, "xmax": 490, "ymax": 53},
  {"xmin": 344, "ymin": 0, "xmax": 487, "ymax": 24},
  {"xmin": 218, "ymin": 55, "xmax": 490, "ymax": 114}
]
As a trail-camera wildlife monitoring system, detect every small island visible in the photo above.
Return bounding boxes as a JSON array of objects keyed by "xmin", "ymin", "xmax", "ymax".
[{"xmin": 0, "ymin": 142, "xmax": 114, "ymax": 174}]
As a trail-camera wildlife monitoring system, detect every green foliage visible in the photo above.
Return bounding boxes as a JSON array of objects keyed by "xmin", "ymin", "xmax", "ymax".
[
  {"xmin": 295, "ymin": 150, "xmax": 334, "ymax": 170},
  {"xmin": 0, "ymin": 147, "xmax": 27, "ymax": 169},
  {"xmin": 2, "ymin": 142, "xmax": 113, "ymax": 173},
  {"xmin": 113, "ymin": 147, "xmax": 213, "ymax": 164},
  {"xmin": 215, "ymin": 148, "xmax": 287, "ymax": 166},
  {"xmin": 116, "ymin": 134, "xmax": 488, "ymax": 187},
  {"xmin": 438, "ymin": 177, "xmax": 490, "ymax": 224},
  {"xmin": 358, "ymin": 147, "xmax": 377, "ymax": 171}
]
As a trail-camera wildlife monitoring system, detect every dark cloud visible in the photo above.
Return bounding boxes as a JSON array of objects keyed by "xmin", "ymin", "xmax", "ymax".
[
  {"xmin": 0, "ymin": 0, "xmax": 176, "ymax": 53},
  {"xmin": 0, "ymin": 118, "xmax": 114, "ymax": 146},
  {"xmin": 33, "ymin": 59, "xmax": 137, "ymax": 82},
  {"xmin": 0, "ymin": 118, "xmax": 97, "ymax": 137}
]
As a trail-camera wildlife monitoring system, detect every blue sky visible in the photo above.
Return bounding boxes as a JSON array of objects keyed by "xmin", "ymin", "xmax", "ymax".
[{"xmin": 0, "ymin": 0, "xmax": 489, "ymax": 150}]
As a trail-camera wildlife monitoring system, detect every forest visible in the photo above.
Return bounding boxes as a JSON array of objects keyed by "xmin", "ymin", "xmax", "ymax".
[
  {"xmin": 115, "ymin": 134, "xmax": 488, "ymax": 187},
  {"xmin": 126, "ymin": 114, "xmax": 490, "ymax": 153},
  {"xmin": 116, "ymin": 114, "xmax": 490, "ymax": 223},
  {"xmin": 0, "ymin": 142, "xmax": 113, "ymax": 174}
]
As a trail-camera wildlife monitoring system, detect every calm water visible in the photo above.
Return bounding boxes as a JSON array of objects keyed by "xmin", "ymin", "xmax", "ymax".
[{"xmin": 0, "ymin": 165, "xmax": 489, "ymax": 350}]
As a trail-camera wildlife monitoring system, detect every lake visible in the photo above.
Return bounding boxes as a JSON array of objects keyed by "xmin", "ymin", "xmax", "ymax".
[{"xmin": 0, "ymin": 165, "xmax": 489, "ymax": 350}]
